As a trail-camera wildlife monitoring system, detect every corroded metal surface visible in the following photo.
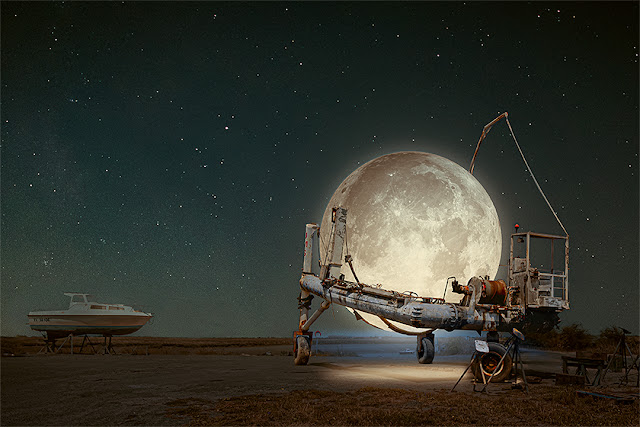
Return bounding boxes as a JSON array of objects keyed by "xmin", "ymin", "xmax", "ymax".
[
  {"xmin": 298, "ymin": 207, "xmax": 570, "ymax": 339},
  {"xmin": 300, "ymin": 274, "xmax": 501, "ymax": 332},
  {"xmin": 295, "ymin": 205, "xmax": 570, "ymax": 369}
]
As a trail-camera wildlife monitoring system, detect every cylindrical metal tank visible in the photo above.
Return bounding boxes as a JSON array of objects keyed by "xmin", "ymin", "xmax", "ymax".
[{"xmin": 478, "ymin": 279, "xmax": 507, "ymax": 306}]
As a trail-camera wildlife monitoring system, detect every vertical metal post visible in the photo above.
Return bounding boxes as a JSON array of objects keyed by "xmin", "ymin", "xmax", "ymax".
[
  {"xmin": 300, "ymin": 224, "xmax": 319, "ymax": 329},
  {"xmin": 550, "ymin": 238, "xmax": 555, "ymax": 295},
  {"xmin": 299, "ymin": 298, "xmax": 310, "ymax": 328},
  {"xmin": 565, "ymin": 236, "xmax": 570, "ymax": 303},
  {"xmin": 328, "ymin": 207, "xmax": 347, "ymax": 280},
  {"xmin": 303, "ymin": 224, "xmax": 319, "ymax": 274},
  {"xmin": 319, "ymin": 207, "xmax": 347, "ymax": 281},
  {"xmin": 526, "ymin": 232, "xmax": 531, "ymax": 298},
  {"xmin": 509, "ymin": 234, "xmax": 514, "ymax": 285}
]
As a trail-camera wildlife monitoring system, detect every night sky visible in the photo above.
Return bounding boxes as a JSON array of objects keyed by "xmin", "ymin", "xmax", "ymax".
[{"xmin": 2, "ymin": 2, "xmax": 638, "ymax": 337}]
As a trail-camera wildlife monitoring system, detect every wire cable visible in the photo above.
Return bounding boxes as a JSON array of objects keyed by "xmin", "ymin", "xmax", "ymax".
[
  {"xmin": 469, "ymin": 112, "xmax": 568, "ymax": 237},
  {"xmin": 504, "ymin": 115, "xmax": 569, "ymax": 237}
]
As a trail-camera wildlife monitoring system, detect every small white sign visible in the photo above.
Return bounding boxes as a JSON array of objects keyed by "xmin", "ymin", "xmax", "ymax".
[{"xmin": 475, "ymin": 340, "xmax": 489, "ymax": 353}]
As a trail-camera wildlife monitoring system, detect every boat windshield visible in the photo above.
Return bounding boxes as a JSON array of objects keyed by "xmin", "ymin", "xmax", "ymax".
[
  {"xmin": 85, "ymin": 294, "xmax": 97, "ymax": 302},
  {"xmin": 71, "ymin": 295, "xmax": 87, "ymax": 303}
]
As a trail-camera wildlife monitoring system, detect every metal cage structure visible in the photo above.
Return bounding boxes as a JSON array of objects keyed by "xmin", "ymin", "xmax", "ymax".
[{"xmin": 509, "ymin": 232, "xmax": 569, "ymax": 312}]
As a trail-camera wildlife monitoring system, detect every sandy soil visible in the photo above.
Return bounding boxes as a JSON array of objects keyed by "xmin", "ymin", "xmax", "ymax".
[{"xmin": 1, "ymin": 338, "xmax": 637, "ymax": 426}]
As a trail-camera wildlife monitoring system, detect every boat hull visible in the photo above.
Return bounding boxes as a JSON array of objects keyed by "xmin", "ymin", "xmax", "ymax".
[{"xmin": 28, "ymin": 312, "xmax": 152, "ymax": 338}]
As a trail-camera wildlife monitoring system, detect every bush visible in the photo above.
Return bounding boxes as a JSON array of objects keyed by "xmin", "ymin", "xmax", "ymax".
[
  {"xmin": 522, "ymin": 327, "xmax": 559, "ymax": 349},
  {"xmin": 523, "ymin": 323, "xmax": 594, "ymax": 351},
  {"xmin": 595, "ymin": 326, "xmax": 622, "ymax": 351},
  {"xmin": 556, "ymin": 323, "xmax": 592, "ymax": 350}
]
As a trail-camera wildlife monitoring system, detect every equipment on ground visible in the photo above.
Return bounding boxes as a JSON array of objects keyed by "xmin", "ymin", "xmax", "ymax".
[
  {"xmin": 451, "ymin": 328, "xmax": 528, "ymax": 392},
  {"xmin": 602, "ymin": 327, "xmax": 639, "ymax": 387},
  {"xmin": 293, "ymin": 113, "xmax": 570, "ymax": 384}
]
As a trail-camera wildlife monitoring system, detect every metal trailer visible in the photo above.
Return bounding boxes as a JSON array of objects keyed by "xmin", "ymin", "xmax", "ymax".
[{"xmin": 294, "ymin": 206, "xmax": 569, "ymax": 382}]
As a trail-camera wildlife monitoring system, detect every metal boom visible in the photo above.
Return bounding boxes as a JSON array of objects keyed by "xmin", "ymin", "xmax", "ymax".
[{"xmin": 293, "ymin": 206, "xmax": 569, "ymax": 368}]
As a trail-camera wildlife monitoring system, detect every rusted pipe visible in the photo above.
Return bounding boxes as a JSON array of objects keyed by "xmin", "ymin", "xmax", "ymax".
[
  {"xmin": 301, "ymin": 300, "xmax": 331, "ymax": 332},
  {"xmin": 300, "ymin": 274, "xmax": 501, "ymax": 331}
]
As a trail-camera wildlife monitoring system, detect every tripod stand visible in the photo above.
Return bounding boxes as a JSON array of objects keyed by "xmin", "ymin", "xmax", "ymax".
[
  {"xmin": 451, "ymin": 328, "xmax": 528, "ymax": 393},
  {"xmin": 481, "ymin": 328, "xmax": 528, "ymax": 393},
  {"xmin": 450, "ymin": 340, "xmax": 491, "ymax": 393},
  {"xmin": 602, "ymin": 327, "xmax": 639, "ymax": 387}
]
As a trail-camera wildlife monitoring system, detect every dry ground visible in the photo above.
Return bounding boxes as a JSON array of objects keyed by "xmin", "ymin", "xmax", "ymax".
[
  {"xmin": 2, "ymin": 337, "xmax": 639, "ymax": 426},
  {"xmin": 167, "ymin": 385, "xmax": 640, "ymax": 426}
]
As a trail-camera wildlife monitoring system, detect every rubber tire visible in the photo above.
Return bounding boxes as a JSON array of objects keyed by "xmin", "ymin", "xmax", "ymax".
[
  {"xmin": 417, "ymin": 337, "xmax": 435, "ymax": 364},
  {"xmin": 294, "ymin": 336, "xmax": 310, "ymax": 366},
  {"xmin": 473, "ymin": 342, "xmax": 512, "ymax": 383}
]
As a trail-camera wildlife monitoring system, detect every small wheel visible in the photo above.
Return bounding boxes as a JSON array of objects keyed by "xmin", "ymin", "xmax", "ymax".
[
  {"xmin": 473, "ymin": 342, "xmax": 512, "ymax": 383},
  {"xmin": 294, "ymin": 336, "xmax": 310, "ymax": 365},
  {"xmin": 417, "ymin": 337, "xmax": 435, "ymax": 364}
]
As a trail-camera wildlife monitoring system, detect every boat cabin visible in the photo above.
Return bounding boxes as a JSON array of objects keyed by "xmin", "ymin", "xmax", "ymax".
[{"xmin": 63, "ymin": 293, "xmax": 127, "ymax": 311}]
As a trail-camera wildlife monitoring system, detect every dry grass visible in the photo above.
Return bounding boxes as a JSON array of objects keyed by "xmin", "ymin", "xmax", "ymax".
[
  {"xmin": 1, "ymin": 336, "xmax": 292, "ymax": 355},
  {"xmin": 166, "ymin": 386, "xmax": 640, "ymax": 426}
]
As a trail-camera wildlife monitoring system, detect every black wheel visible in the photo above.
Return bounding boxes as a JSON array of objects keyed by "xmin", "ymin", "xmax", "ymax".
[
  {"xmin": 294, "ymin": 335, "xmax": 310, "ymax": 365},
  {"xmin": 473, "ymin": 342, "xmax": 512, "ymax": 383},
  {"xmin": 417, "ymin": 337, "xmax": 435, "ymax": 364}
]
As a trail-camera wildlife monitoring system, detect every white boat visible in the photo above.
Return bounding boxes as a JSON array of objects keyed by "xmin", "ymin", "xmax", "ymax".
[{"xmin": 28, "ymin": 293, "xmax": 152, "ymax": 338}]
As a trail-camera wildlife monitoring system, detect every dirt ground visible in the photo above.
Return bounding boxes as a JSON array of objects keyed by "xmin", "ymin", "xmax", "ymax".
[{"xmin": 1, "ymin": 337, "xmax": 638, "ymax": 426}]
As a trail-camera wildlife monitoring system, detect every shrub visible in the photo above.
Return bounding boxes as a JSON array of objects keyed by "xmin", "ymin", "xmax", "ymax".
[{"xmin": 556, "ymin": 323, "xmax": 592, "ymax": 350}]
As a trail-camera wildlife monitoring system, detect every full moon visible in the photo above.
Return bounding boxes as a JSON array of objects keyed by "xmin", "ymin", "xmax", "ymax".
[{"xmin": 319, "ymin": 151, "xmax": 502, "ymax": 308}]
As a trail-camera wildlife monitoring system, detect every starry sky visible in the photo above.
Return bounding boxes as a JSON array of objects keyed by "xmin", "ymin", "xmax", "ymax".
[{"xmin": 1, "ymin": 2, "xmax": 638, "ymax": 337}]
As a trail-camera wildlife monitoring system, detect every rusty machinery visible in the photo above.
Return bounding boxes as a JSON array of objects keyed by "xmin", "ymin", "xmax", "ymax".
[{"xmin": 294, "ymin": 112, "xmax": 570, "ymax": 383}]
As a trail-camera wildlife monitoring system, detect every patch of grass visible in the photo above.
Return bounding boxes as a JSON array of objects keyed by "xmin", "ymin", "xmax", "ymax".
[
  {"xmin": 167, "ymin": 386, "xmax": 639, "ymax": 426},
  {"xmin": 166, "ymin": 397, "xmax": 219, "ymax": 424}
]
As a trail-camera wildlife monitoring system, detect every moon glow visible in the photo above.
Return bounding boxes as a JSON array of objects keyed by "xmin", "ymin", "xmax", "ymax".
[{"xmin": 320, "ymin": 152, "xmax": 502, "ymax": 307}]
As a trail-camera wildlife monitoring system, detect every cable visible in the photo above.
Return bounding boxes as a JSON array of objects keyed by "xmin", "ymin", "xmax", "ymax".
[
  {"xmin": 504, "ymin": 115, "xmax": 569, "ymax": 237},
  {"xmin": 469, "ymin": 112, "xmax": 568, "ymax": 237}
]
